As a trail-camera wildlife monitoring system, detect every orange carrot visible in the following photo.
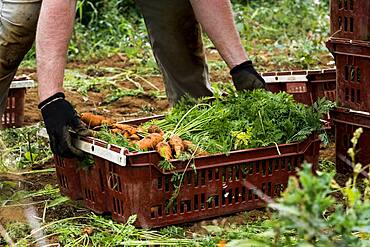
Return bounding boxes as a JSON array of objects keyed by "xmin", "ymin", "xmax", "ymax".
[
  {"xmin": 112, "ymin": 123, "xmax": 137, "ymax": 135},
  {"xmin": 129, "ymin": 134, "xmax": 141, "ymax": 141},
  {"xmin": 182, "ymin": 140, "xmax": 194, "ymax": 151},
  {"xmin": 156, "ymin": 141, "xmax": 173, "ymax": 160},
  {"xmin": 110, "ymin": 128, "xmax": 130, "ymax": 138},
  {"xmin": 137, "ymin": 133, "xmax": 163, "ymax": 150},
  {"xmin": 183, "ymin": 140, "xmax": 209, "ymax": 156},
  {"xmin": 217, "ymin": 240, "xmax": 227, "ymax": 247},
  {"xmin": 80, "ymin": 113, "xmax": 114, "ymax": 128},
  {"xmin": 111, "ymin": 128, "xmax": 122, "ymax": 134},
  {"xmin": 147, "ymin": 125, "xmax": 164, "ymax": 136},
  {"xmin": 169, "ymin": 135, "xmax": 184, "ymax": 158}
]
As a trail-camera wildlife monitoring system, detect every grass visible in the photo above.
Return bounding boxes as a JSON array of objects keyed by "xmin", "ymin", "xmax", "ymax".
[
  {"xmin": 232, "ymin": 0, "xmax": 330, "ymax": 70},
  {"xmin": 63, "ymin": 67, "xmax": 164, "ymax": 102},
  {"xmin": 0, "ymin": 124, "xmax": 52, "ymax": 171}
]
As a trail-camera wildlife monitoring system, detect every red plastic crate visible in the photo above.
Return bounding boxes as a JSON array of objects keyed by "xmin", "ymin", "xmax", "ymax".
[
  {"xmin": 307, "ymin": 69, "xmax": 337, "ymax": 102},
  {"xmin": 263, "ymin": 69, "xmax": 336, "ymax": 105},
  {"xmin": 331, "ymin": 107, "xmax": 370, "ymax": 174},
  {"xmin": 263, "ymin": 70, "xmax": 312, "ymax": 105},
  {"xmin": 2, "ymin": 88, "xmax": 26, "ymax": 128},
  {"xmin": 54, "ymin": 156, "xmax": 82, "ymax": 200},
  {"xmin": 1, "ymin": 78, "xmax": 35, "ymax": 128},
  {"xmin": 55, "ymin": 117, "xmax": 320, "ymax": 228},
  {"xmin": 79, "ymin": 157, "xmax": 109, "ymax": 214},
  {"xmin": 54, "ymin": 156, "xmax": 109, "ymax": 213},
  {"xmin": 330, "ymin": 0, "xmax": 370, "ymax": 40},
  {"xmin": 326, "ymin": 38, "xmax": 370, "ymax": 112}
]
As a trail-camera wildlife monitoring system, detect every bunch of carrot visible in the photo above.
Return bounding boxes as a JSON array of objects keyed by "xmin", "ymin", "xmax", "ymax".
[{"xmin": 80, "ymin": 113, "xmax": 207, "ymax": 161}]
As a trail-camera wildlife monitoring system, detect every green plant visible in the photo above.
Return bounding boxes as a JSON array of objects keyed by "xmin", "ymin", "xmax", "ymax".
[
  {"xmin": 96, "ymin": 126, "xmax": 139, "ymax": 152},
  {"xmin": 151, "ymin": 90, "xmax": 334, "ymax": 154},
  {"xmin": 70, "ymin": 0, "xmax": 154, "ymax": 67},
  {"xmin": 319, "ymin": 159, "xmax": 336, "ymax": 173},
  {"xmin": 0, "ymin": 124, "xmax": 52, "ymax": 171},
  {"xmin": 104, "ymin": 87, "xmax": 144, "ymax": 103},
  {"xmin": 229, "ymin": 128, "xmax": 370, "ymax": 247},
  {"xmin": 231, "ymin": 0, "xmax": 330, "ymax": 70},
  {"xmin": 14, "ymin": 214, "xmax": 196, "ymax": 246}
]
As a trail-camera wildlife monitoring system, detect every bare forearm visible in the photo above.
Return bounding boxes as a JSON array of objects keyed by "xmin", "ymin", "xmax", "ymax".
[
  {"xmin": 37, "ymin": 0, "xmax": 76, "ymax": 102},
  {"xmin": 189, "ymin": 0, "xmax": 247, "ymax": 69}
]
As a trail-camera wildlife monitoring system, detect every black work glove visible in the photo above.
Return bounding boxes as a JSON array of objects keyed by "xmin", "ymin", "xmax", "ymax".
[
  {"xmin": 230, "ymin": 60, "xmax": 266, "ymax": 91},
  {"xmin": 39, "ymin": 92, "xmax": 89, "ymax": 158}
]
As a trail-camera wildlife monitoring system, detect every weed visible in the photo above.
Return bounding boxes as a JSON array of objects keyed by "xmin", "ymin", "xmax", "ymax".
[
  {"xmin": 20, "ymin": 0, "xmax": 332, "ymax": 71},
  {"xmin": 13, "ymin": 214, "xmax": 196, "ymax": 246},
  {"xmin": 64, "ymin": 69, "xmax": 115, "ymax": 96},
  {"xmin": 320, "ymin": 159, "xmax": 336, "ymax": 173},
  {"xmin": 229, "ymin": 128, "xmax": 370, "ymax": 246},
  {"xmin": 104, "ymin": 87, "xmax": 144, "ymax": 103},
  {"xmin": 0, "ymin": 124, "xmax": 52, "ymax": 171}
]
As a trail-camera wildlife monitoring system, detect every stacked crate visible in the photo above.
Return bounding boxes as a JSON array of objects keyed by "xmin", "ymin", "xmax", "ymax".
[
  {"xmin": 262, "ymin": 69, "xmax": 336, "ymax": 106},
  {"xmin": 1, "ymin": 77, "xmax": 35, "ymax": 128},
  {"xmin": 327, "ymin": 0, "xmax": 370, "ymax": 173}
]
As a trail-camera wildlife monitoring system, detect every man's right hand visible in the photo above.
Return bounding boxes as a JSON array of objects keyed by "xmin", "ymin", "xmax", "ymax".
[
  {"xmin": 38, "ymin": 92, "xmax": 89, "ymax": 158},
  {"xmin": 230, "ymin": 61, "xmax": 266, "ymax": 91}
]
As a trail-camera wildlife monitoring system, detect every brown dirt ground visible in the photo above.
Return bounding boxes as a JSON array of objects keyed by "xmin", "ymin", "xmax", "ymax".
[
  {"xmin": 184, "ymin": 209, "xmax": 271, "ymax": 236},
  {"xmin": 18, "ymin": 52, "xmax": 230, "ymax": 126},
  {"xmin": 319, "ymin": 142, "xmax": 336, "ymax": 162},
  {"xmin": 19, "ymin": 67, "xmax": 169, "ymax": 125},
  {"xmin": 18, "ymin": 51, "xmax": 334, "ymax": 127}
]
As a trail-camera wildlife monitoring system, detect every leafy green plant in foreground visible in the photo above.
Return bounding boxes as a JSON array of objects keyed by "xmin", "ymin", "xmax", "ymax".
[
  {"xmin": 0, "ymin": 124, "xmax": 52, "ymax": 171},
  {"xmin": 230, "ymin": 128, "xmax": 370, "ymax": 247}
]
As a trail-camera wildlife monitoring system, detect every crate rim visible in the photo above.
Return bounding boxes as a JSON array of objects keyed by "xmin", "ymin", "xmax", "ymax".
[
  {"xmin": 331, "ymin": 107, "xmax": 370, "ymax": 129},
  {"xmin": 75, "ymin": 132, "xmax": 319, "ymax": 174},
  {"xmin": 326, "ymin": 38, "xmax": 370, "ymax": 58}
]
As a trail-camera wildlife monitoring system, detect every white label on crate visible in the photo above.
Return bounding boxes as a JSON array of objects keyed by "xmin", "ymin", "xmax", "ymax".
[
  {"xmin": 74, "ymin": 139, "xmax": 127, "ymax": 166},
  {"xmin": 263, "ymin": 74, "xmax": 308, "ymax": 83},
  {"xmin": 10, "ymin": 80, "xmax": 36, "ymax": 89}
]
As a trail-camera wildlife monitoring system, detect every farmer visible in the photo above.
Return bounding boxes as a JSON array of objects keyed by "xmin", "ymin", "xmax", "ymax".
[{"xmin": 0, "ymin": 0, "xmax": 265, "ymax": 157}]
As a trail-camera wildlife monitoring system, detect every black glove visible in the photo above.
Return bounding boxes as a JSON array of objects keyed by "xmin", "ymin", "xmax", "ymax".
[
  {"xmin": 38, "ymin": 92, "xmax": 89, "ymax": 158},
  {"xmin": 230, "ymin": 60, "xmax": 266, "ymax": 91}
]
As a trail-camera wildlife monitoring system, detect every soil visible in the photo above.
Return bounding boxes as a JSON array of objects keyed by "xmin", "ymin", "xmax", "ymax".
[
  {"xmin": 19, "ymin": 51, "xmax": 335, "ymax": 127},
  {"xmin": 0, "ymin": 207, "xmax": 28, "ymax": 224},
  {"xmin": 21, "ymin": 72, "xmax": 169, "ymax": 125},
  {"xmin": 319, "ymin": 141, "xmax": 336, "ymax": 162},
  {"xmin": 185, "ymin": 209, "xmax": 271, "ymax": 236}
]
